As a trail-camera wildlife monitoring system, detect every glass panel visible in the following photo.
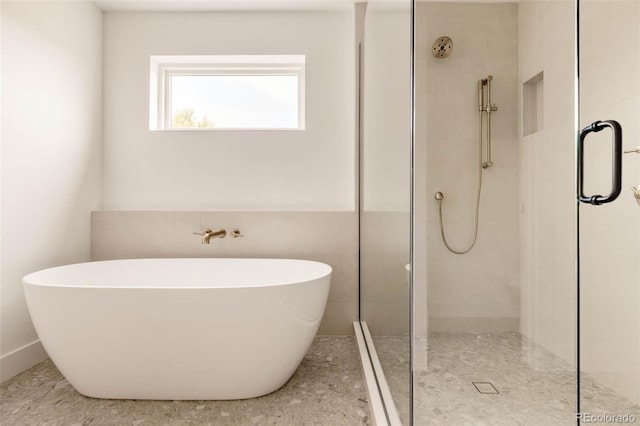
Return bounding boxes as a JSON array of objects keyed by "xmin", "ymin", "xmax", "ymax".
[
  {"xmin": 578, "ymin": 0, "xmax": 640, "ymax": 421},
  {"xmin": 170, "ymin": 74, "xmax": 299, "ymax": 129},
  {"xmin": 359, "ymin": 0, "xmax": 412, "ymax": 423},
  {"xmin": 415, "ymin": 1, "xmax": 578, "ymax": 423}
]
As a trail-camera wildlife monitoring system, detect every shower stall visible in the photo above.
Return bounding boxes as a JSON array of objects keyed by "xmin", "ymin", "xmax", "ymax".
[{"xmin": 357, "ymin": 0, "xmax": 640, "ymax": 424}]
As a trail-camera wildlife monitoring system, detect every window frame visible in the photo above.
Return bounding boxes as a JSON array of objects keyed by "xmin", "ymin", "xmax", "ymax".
[{"xmin": 150, "ymin": 55, "xmax": 306, "ymax": 131}]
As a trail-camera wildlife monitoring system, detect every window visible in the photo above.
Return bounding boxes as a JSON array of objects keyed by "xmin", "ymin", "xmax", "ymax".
[{"xmin": 150, "ymin": 55, "xmax": 305, "ymax": 130}]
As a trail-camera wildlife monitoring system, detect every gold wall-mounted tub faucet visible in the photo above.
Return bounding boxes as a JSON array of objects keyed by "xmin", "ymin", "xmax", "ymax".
[{"xmin": 193, "ymin": 229, "xmax": 226, "ymax": 244}]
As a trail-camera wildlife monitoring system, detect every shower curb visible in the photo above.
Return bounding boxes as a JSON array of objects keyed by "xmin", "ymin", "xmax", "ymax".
[{"xmin": 353, "ymin": 321, "xmax": 402, "ymax": 426}]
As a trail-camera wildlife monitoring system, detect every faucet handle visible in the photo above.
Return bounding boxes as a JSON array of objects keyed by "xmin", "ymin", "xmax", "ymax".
[
  {"xmin": 193, "ymin": 229, "xmax": 212, "ymax": 236},
  {"xmin": 632, "ymin": 186, "xmax": 640, "ymax": 207},
  {"xmin": 230, "ymin": 229, "xmax": 244, "ymax": 238},
  {"xmin": 624, "ymin": 146, "xmax": 640, "ymax": 154}
]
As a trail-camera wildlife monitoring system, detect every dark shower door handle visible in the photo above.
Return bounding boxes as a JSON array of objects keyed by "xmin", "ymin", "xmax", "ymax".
[{"xmin": 578, "ymin": 120, "xmax": 622, "ymax": 205}]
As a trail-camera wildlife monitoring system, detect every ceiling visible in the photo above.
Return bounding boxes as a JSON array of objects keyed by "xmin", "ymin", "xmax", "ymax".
[
  {"xmin": 94, "ymin": 0, "xmax": 516, "ymax": 12},
  {"xmin": 94, "ymin": 0, "xmax": 358, "ymax": 12}
]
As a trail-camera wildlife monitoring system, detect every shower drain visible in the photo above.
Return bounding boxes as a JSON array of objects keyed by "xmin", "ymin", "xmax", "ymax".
[{"xmin": 472, "ymin": 382, "xmax": 500, "ymax": 394}]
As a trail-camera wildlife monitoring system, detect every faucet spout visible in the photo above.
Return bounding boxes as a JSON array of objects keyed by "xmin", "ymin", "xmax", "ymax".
[{"xmin": 193, "ymin": 229, "xmax": 226, "ymax": 244}]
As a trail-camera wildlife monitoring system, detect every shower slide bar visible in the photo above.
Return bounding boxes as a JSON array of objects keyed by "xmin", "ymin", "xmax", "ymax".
[
  {"xmin": 478, "ymin": 76, "xmax": 498, "ymax": 169},
  {"xmin": 436, "ymin": 74, "xmax": 497, "ymax": 255}
]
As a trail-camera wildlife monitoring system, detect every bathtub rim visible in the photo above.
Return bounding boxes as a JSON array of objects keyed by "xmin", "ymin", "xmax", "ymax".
[{"xmin": 23, "ymin": 257, "xmax": 333, "ymax": 290}]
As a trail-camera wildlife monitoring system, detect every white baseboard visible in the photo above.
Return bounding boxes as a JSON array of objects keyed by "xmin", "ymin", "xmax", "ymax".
[{"xmin": 1, "ymin": 340, "xmax": 48, "ymax": 383}]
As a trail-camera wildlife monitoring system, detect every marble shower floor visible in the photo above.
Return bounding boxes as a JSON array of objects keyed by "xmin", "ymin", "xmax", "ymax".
[
  {"xmin": 374, "ymin": 332, "xmax": 640, "ymax": 425},
  {"xmin": 0, "ymin": 336, "xmax": 370, "ymax": 426}
]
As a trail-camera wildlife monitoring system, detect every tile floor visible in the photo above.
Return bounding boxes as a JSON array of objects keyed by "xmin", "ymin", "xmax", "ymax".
[
  {"xmin": 5, "ymin": 332, "xmax": 638, "ymax": 425},
  {"xmin": 0, "ymin": 336, "xmax": 370, "ymax": 426},
  {"xmin": 374, "ymin": 332, "xmax": 640, "ymax": 425}
]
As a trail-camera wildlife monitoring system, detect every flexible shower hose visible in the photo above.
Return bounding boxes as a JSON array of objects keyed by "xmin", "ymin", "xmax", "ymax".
[{"xmin": 436, "ymin": 107, "xmax": 485, "ymax": 255}]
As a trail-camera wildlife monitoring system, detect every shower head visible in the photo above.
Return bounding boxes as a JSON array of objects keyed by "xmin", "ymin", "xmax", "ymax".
[{"xmin": 432, "ymin": 36, "xmax": 453, "ymax": 58}]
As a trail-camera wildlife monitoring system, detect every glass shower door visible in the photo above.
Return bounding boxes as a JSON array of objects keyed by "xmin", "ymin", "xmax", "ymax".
[
  {"xmin": 577, "ymin": 0, "xmax": 640, "ymax": 421},
  {"xmin": 415, "ymin": 1, "xmax": 580, "ymax": 424},
  {"xmin": 359, "ymin": 0, "xmax": 412, "ymax": 424}
]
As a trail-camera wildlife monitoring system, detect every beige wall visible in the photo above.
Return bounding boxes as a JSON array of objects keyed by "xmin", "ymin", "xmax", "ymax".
[
  {"xmin": 92, "ymin": 211, "xmax": 358, "ymax": 335},
  {"xmin": 417, "ymin": 2, "xmax": 520, "ymax": 332},
  {"xmin": 360, "ymin": 212, "xmax": 410, "ymax": 335},
  {"xmin": 0, "ymin": 1, "xmax": 103, "ymax": 382},
  {"xmin": 102, "ymin": 10, "xmax": 356, "ymax": 211},
  {"xmin": 518, "ymin": 0, "xmax": 577, "ymax": 364},
  {"xmin": 360, "ymin": 4, "xmax": 412, "ymax": 337}
]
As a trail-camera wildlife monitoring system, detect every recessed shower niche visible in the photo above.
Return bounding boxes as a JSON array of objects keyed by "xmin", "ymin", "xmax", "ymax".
[{"xmin": 523, "ymin": 71, "xmax": 544, "ymax": 136}]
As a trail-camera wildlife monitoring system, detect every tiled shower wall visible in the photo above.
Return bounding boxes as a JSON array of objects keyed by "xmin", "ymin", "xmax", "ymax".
[
  {"xmin": 520, "ymin": 0, "xmax": 639, "ymax": 406},
  {"xmin": 518, "ymin": 0, "xmax": 577, "ymax": 364},
  {"xmin": 417, "ymin": 2, "xmax": 520, "ymax": 332},
  {"xmin": 360, "ymin": 6, "xmax": 412, "ymax": 338},
  {"xmin": 91, "ymin": 211, "xmax": 358, "ymax": 335}
]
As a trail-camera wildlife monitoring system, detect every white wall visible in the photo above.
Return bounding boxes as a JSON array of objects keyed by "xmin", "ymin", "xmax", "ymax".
[
  {"xmin": 418, "ymin": 2, "xmax": 520, "ymax": 332},
  {"xmin": 102, "ymin": 11, "xmax": 355, "ymax": 211},
  {"xmin": 0, "ymin": 1, "xmax": 103, "ymax": 381},
  {"xmin": 361, "ymin": 6, "xmax": 411, "ymax": 213}
]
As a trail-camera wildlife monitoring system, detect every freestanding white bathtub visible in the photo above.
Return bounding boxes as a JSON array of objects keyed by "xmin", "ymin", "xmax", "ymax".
[{"xmin": 23, "ymin": 258, "xmax": 332, "ymax": 400}]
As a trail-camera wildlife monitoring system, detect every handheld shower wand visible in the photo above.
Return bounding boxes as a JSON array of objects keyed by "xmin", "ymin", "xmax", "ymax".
[{"xmin": 436, "ymin": 75, "xmax": 497, "ymax": 254}]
